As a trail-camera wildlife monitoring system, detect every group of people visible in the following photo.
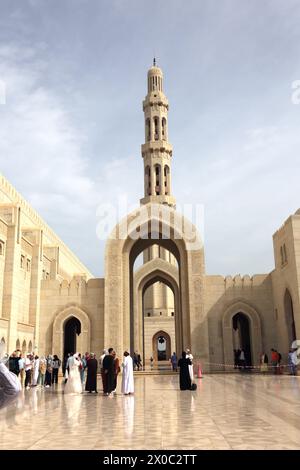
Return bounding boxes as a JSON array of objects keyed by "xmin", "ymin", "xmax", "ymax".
[
  {"xmin": 7, "ymin": 350, "xmax": 61, "ymax": 389},
  {"xmin": 62, "ymin": 349, "xmax": 134, "ymax": 396},
  {"xmin": 260, "ymin": 348, "xmax": 298, "ymax": 375},
  {"xmin": 233, "ymin": 348, "xmax": 250, "ymax": 370},
  {"xmin": 260, "ymin": 349, "xmax": 284, "ymax": 374},
  {"xmin": 232, "ymin": 347, "xmax": 298, "ymax": 375}
]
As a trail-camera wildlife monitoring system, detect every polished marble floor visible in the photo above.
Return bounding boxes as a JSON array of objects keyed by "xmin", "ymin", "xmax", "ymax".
[{"xmin": 1, "ymin": 373, "xmax": 300, "ymax": 450}]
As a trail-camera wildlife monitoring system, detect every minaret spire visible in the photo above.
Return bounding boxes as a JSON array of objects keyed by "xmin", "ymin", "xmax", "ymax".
[{"xmin": 140, "ymin": 62, "xmax": 176, "ymax": 207}]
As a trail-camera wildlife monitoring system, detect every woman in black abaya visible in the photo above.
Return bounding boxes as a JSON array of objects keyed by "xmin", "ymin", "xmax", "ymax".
[{"xmin": 178, "ymin": 351, "xmax": 192, "ymax": 390}]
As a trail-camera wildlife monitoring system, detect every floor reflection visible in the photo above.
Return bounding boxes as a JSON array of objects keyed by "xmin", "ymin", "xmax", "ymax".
[{"xmin": 1, "ymin": 374, "xmax": 300, "ymax": 449}]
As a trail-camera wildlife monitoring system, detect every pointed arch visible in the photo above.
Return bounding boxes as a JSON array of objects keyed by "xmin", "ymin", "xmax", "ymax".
[
  {"xmin": 52, "ymin": 305, "xmax": 91, "ymax": 360},
  {"xmin": 152, "ymin": 330, "xmax": 171, "ymax": 362},
  {"xmin": 284, "ymin": 288, "xmax": 296, "ymax": 345},
  {"xmin": 222, "ymin": 301, "xmax": 262, "ymax": 368}
]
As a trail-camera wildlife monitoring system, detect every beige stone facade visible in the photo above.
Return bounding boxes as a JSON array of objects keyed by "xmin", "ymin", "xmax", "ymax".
[{"xmin": 0, "ymin": 62, "xmax": 299, "ymax": 371}]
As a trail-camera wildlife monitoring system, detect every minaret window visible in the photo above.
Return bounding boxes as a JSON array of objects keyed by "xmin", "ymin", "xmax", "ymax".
[
  {"xmin": 145, "ymin": 166, "xmax": 151, "ymax": 195},
  {"xmin": 164, "ymin": 165, "xmax": 170, "ymax": 195},
  {"xmin": 154, "ymin": 117, "xmax": 159, "ymax": 140},
  {"xmin": 155, "ymin": 165, "xmax": 161, "ymax": 195},
  {"xmin": 145, "ymin": 118, "xmax": 151, "ymax": 141},
  {"xmin": 162, "ymin": 118, "xmax": 167, "ymax": 140}
]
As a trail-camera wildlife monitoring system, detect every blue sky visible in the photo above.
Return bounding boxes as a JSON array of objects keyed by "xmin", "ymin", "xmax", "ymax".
[{"xmin": 0, "ymin": 0, "xmax": 300, "ymax": 276}]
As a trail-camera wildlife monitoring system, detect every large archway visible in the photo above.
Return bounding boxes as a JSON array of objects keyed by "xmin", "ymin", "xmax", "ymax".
[
  {"xmin": 104, "ymin": 206, "xmax": 209, "ymax": 366},
  {"xmin": 284, "ymin": 289, "xmax": 296, "ymax": 345},
  {"xmin": 63, "ymin": 316, "xmax": 81, "ymax": 358}
]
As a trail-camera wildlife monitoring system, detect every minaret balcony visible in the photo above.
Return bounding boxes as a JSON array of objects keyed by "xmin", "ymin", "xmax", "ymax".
[{"xmin": 141, "ymin": 141, "xmax": 173, "ymax": 156}]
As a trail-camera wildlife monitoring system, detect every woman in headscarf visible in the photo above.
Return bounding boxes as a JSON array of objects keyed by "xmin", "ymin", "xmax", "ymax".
[
  {"xmin": 64, "ymin": 353, "xmax": 82, "ymax": 394},
  {"xmin": 178, "ymin": 351, "xmax": 192, "ymax": 390}
]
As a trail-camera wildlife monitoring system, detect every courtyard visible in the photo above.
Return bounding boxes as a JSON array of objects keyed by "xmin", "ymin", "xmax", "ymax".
[{"xmin": 1, "ymin": 373, "xmax": 300, "ymax": 450}]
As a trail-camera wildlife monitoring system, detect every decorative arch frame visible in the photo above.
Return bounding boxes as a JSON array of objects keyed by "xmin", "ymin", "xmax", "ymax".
[
  {"xmin": 104, "ymin": 205, "xmax": 208, "ymax": 364},
  {"xmin": 52, "ymin": 305, "xmax": 91, "ymax": 360},
  {"xmin": 152, "ymin": 330, "xmax": 171, "ymax": 362},
  {"xmin": 222, "ymin": 301, "xmax": 262, "ymax": 368}
]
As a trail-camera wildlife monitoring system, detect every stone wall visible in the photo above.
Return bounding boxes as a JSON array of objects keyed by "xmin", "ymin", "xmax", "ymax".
[{"xmin": 205, "ymin": 274, "xmax": 276, "ymax": 369}]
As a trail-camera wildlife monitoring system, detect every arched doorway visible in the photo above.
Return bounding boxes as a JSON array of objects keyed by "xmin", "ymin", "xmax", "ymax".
[
  {"xmin": 222, "ymin": 301, "xmax": 262, "ymax": 370},
  {"xmin": 284, "ymin": 289, "xmax": 296, "ymax": 345},
  {"xmin": 63, "ymin": 316, "xmax": 81, "ymax": 358},
  {"xmin": 232, "ymin": 313, "xmax": 252, "ymax": 366},
  {"xmin": 16, "ymin": 339, "xmax": 20, "ymax": 350},
  {"xmin": 28, "ymin": 341, "xmax": 32, "ymax": 352},
  {"xmin": 134, "ymin": 257, "xmax": 180, "ymax": 366},
  {"xmin": 152, "ymin": 330, "xmax": 171, "ymax": 361},
  {"xmin": 22, "ymin": 340, "xmax": 26, "ymax": 354},
  {"xmin": 52, "ymin": 306, "xmax": 91, "ymax": 360}
]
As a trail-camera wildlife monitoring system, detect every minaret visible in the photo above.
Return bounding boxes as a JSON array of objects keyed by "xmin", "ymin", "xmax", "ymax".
[{"xmin": 140, "ymin": 59, "xmax": 176, "ymax": 207}]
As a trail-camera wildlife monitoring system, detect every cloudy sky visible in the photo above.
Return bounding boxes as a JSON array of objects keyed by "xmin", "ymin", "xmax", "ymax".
[{"xmin": 0, "ymin": 0, "xmax": 300, "ymax": 277}]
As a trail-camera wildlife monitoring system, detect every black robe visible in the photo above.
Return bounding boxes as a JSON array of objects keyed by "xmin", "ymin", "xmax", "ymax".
[
  {"xmin": 85, "ymin": 358, "xmax": 98, "ymax": 392},
  {"xmin": 178, "ymin": 357, "xmax": 192, "ymax": 390},
  {"xmin": 102, "ymin": 354, "xmax": 115, "ymax": 393}
]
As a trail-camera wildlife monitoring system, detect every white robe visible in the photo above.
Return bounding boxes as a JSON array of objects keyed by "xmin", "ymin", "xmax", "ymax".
[
  {"xmin": 64, "ymin": 356, "xmax": 82, "ymax": 394},
  {"xmin": 32, "ymin": 358, "xmax": 40, "ymax": 385},
  {"xmin": 187, "ymin": 353, "xmax": 194, "ymax": 382},
  {"xmin": 121, "ymin": 356, "xmax": 134, "ymax": 394},
  {"xmin": 0, "ymin": 363, "xmax": 21, "ymax": 408}
]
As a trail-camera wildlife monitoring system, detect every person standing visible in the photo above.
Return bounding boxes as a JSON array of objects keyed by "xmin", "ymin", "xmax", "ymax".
[
  {"xmin": 85, "ymin": 353, "xmax": 98, "ymax": 393},
  {"xmin": 44, "ymin": 355, "xmax": 52, "ymax": 387},
  {"xmin": 102, "ymin": 348, "xmax": 115, "ymax": 396},
  {"xmin": 239, "ymin": 349, "xmax": 246, "ymax": 370},
  {"xmin": 32, "ymin": 355, "xmax": 40, "ymax": 387},
  {"xmin": 52, "ymin": 355, "xmax": 61, "ymax": 384},
  {"xmin": 186, "ymin": 349, "xmax": 194, "ymax": 382},
  {"xmin": 178, "ymin": 351, "xmax": 192, "ymax": 390},
  {"xmin": 64, "ymin": 353, "xmax": 82, "ymax": 394},
  {"xmin": 18, "ymin": 354, "xmax": 25, "ymax": 387},
  {"xmin": 38, "ymin": 356, "xmax": 47, "ymax": 387},
  {"xmin": 121, "ymin": 351, "xmax": 134, "ymax": 395},
  {"xmin": 112, "ymin": 351, "xmax": 121, "ymax": 394},
  {"xmin": 260, "ymin": 352, "xmax": 268, "ymax": 373},
  {"xmin": 24, "ymin": 353, "xmax": 33, "ymax": 389},
  {"xmin": 79, "ymin": 353, "xmax": 86, "ymax": 385},
  {"xmin": 99, "ymin": 349, "xmax": 108, "ymax": 392},
  {"xmin": 288, "ymin": 349, "xmax": 297, "ymax": 376},
  {"xmin": 9, "ymin": 351, "xmax": 20, "ymax": 376},
  {"xmin": 171, "ymin": 352, "xmax": 178, "ymax": 371},
  {"xmin": 150, "ymin": 356, "xmax": 154, "ymax": 370}
]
